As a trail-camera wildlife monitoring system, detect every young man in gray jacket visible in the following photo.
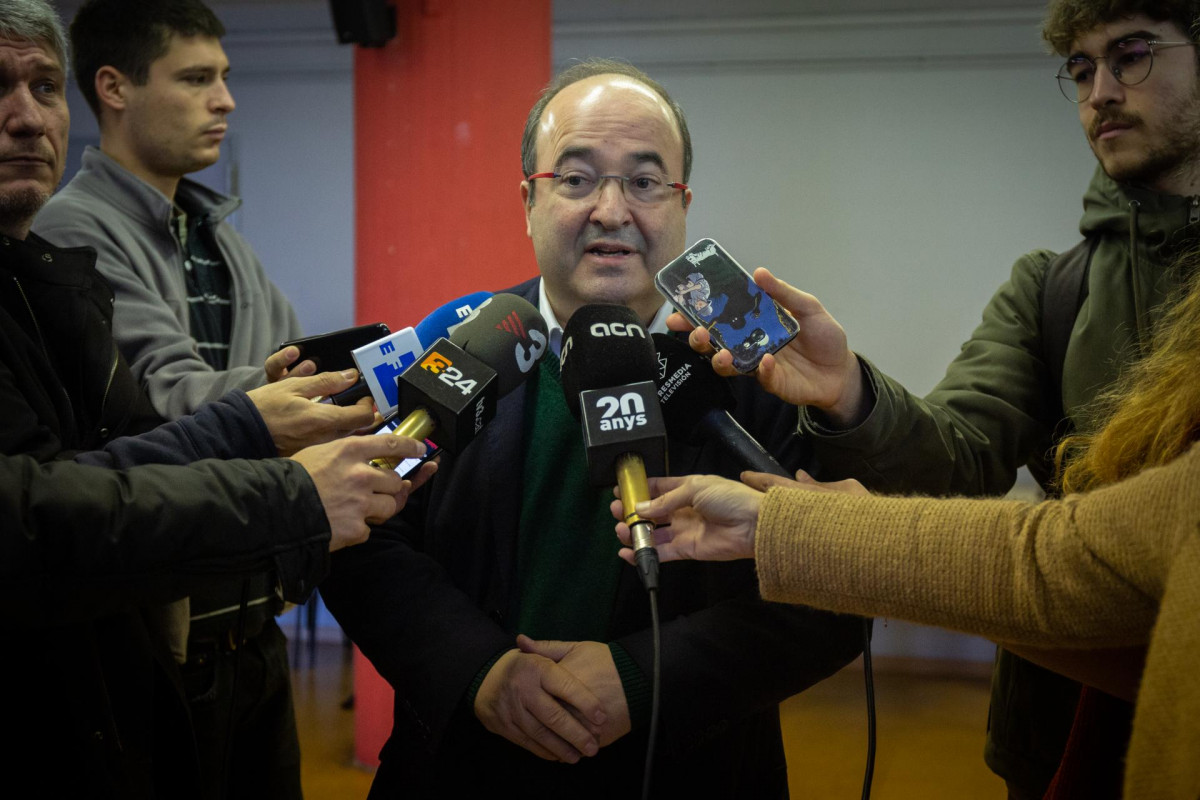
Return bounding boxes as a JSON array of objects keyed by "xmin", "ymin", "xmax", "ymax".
[{"xmin": 34, "ymin": 1, "xmax": 317, "ymax": 796}]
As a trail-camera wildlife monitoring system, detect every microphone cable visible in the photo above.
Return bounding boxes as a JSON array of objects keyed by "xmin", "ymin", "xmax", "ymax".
[
  {"xmin": 861, "ymin": 618, "xmax": 876, "ymax": 800},
  {"xmin": 642, "ymin": 587, "xmax": 661, "ymax": 800},
  {"xmin": 615, "ymin": 452, "xmax": 662, "ymax": 799}
]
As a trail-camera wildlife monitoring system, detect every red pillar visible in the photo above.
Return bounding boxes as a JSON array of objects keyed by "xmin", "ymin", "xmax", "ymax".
[
  {"xmin": 355, "ymin": 0, "xmax": 552, "ymax": 331},
  {"xmin": 351, "ymin": 0, "xmax": 551, "ymax": 768}
]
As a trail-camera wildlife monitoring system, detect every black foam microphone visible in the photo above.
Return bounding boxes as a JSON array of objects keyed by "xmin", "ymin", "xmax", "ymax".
[
  {"xmin": 560, "ymin": 305, "xmax": 666, "ymax": 591},
  {"xmin": 449, "ymin": 294, "xmax": 549, "ymax": 393},
  {"xmin": 652, "ymin": 333, "xmax": 790, "ymax": 478},
  {"xmin": 373, "ymin": 294, "xmax": 548, "ymax": 469}
]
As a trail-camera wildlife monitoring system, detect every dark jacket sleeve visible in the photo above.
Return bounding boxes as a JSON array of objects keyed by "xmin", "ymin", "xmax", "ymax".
[
  {"xmin": 320, "ymin": 369, "xmax": 535, "ymax": 754},
  {"xmin": 800, "ymin": 252, "xmax": 1057, "ymax": 495},
  {"xmin": 0, "ymin": 350, "xmax": 71, "ymax": 463},
  {"xmin": 615, "ymin": 574, "xmax": 863, "ymax": 750},
  {"xmin": 72, "ymin": 390, "xmax": 278, "ymax": 468},
  {"xmin": 0, "ymin": 452, "xmax": 331, "ymax": 627},
  {"xmin": 321, "ymin": 513, "xmax": 515, "ymax": 751}
]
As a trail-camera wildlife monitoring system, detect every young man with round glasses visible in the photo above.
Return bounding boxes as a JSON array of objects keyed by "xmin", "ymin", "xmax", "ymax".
[{"xmin": 676, "ymin": 1, "xmax": 1200, "ymax": 798}]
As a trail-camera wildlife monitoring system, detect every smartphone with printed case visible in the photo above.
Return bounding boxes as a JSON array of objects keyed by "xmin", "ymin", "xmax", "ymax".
[{"xmin": 655, "ymin": 238, "xmax": 799, "ymax": 373}]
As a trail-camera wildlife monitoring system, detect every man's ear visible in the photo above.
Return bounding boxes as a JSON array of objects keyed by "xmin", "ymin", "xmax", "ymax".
[
  {"xmin": 520, "ymin": 180, "xmax": 533, "ymax": 237},
  {"xmin": 94, "ymin": 65, "xmax": 130, "ymax": 113}
]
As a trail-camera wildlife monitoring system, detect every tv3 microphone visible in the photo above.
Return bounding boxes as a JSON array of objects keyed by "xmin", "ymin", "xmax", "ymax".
[
  {"xmin": 371, "ymin": 294, "xmax": 547, "ymax": 470},
  {"xmin": 353, "ymin": 291, "xmax": 494, "ymax": 416},
  {"xmin": 560, "ymin": 304, "xmax": 666, "ymax": 591},
  {"xmin": 652, "ymin": 333, "xmax": 789, "ymax": 478}
]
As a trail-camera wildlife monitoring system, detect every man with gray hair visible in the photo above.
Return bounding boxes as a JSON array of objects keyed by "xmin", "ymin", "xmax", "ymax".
[
  {"xmin": 0, "ymin": 0, "xmax": 423, "ymax": 794},
  {"xmin": 0, "ymin": 0, "xmax": 66, "ymax": 226}
]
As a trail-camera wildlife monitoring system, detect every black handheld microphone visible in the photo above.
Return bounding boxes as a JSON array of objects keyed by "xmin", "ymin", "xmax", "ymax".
[
  {"xmin": 448, "ymin": 293, "xmax": 549, "ymax": 393},
  {"xmin": 652, "ymin": 333, "xmax": 790, "ymax": 478},
  {"xmin": 560, "ymin": 305, "xmax": 666, "ymax": 591},
  {"xmin": 372, "ymin": 294, "xmax": 548, "ymax": 469}
]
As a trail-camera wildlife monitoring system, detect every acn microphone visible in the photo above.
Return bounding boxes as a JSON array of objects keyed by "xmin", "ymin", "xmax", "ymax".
[{"xmin": 560, "ymin": 304, "xmax": 666, "ymax": 591}]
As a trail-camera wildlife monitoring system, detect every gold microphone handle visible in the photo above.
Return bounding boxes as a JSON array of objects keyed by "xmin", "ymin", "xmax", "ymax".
[
  {"xmin": 616, "ymin": 452, "xmax": 660, "ymax": 591},
  {"xmin": 370, "ymin": 409, "xmax": 436, "ymax": 471},
  {"xmin": 616, "ymin": 452, "xmax": 656, "ymax": 551}
]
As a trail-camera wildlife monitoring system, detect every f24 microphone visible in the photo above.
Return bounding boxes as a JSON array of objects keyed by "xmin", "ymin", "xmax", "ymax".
[
  {"xmin": 652, "ymin": 333, "xmax": 789, "ymax": 478},
  {"xmin": 560, "ymin": 304, "xmax": 665, "ymax": 590},
  {"xmin": 372, "ymin": 294, "xmax": 547, "ymax": 469}
]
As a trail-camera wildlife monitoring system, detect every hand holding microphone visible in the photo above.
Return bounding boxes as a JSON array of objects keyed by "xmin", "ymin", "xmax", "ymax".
[
  {"xmin": 613, "ymin": 474, "xmax": 763, "ymax": 564},
  {"xmin": 247, "ymin": 369, "xmax": 378, "ymax": 456},
  {"xmin": 290, "ymin": 434, "xmax": 429, "ymax": 550},
  {"xmin": 613, "ymin": 468, "xmax": 871, "ymax": 564}
]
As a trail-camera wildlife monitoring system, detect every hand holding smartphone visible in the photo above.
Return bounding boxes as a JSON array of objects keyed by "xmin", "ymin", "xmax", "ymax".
[
  {"xmin": 279, "ymin": 323, "xmax": 391, "ymax": 374},
  {"xmin": 655, "ymin": 238, "xmax": 798, "ymax": 373}
]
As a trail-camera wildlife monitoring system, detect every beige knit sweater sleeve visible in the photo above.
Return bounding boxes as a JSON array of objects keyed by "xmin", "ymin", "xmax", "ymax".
[{"xmin": 754, "ymin": 443, "xmax": 1200, "ymax": 648}]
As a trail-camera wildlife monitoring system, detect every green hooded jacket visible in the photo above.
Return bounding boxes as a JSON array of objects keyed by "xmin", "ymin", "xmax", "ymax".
[
  {"xmin": 802, "ymin": 165, "xmax": 1199, "ymax": 495},
  {"xmin": 800, "ymin": 164, "xmax": 1199, "ymax": 795}
]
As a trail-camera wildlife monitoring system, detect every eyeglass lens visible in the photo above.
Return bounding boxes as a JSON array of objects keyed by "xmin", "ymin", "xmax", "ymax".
[
  {"xmin": 1058, "ymin": 38, "xmax": 1154, "ymax": 101},
  {"xmin": 555, "ymin": 173, "xmax": 676, "ymax": 204}
]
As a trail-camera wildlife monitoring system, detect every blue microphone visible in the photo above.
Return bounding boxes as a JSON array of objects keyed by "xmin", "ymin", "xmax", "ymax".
[{"xmin": 416, "ymin": 291, "xmax": 494, "ymax": 347}]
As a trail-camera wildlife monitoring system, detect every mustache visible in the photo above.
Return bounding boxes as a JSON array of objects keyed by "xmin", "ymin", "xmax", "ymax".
[
  {"xmin": 1089, "ymin": 110, "xmax": 1141, "ymax": 140},
  {"xmin": 582, "ymin": 231, "xmax": 644, "ymax": 250}
]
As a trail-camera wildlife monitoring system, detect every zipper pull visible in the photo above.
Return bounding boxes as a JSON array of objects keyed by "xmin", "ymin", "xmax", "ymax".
[{"xmin": 1190, "ymin": 196, "xmax": 1199, "ymax": 225}]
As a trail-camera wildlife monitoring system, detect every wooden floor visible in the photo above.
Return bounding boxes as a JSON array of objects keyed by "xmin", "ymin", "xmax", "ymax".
[{"xmin": 292, "ymin": 642, "xmax": 1006, "ymax": 799}]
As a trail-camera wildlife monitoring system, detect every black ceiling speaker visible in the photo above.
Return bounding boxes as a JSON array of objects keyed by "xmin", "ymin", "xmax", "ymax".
[{"xmin": 329, "ymin": 0, "xmax": 396, "ymax": 48}]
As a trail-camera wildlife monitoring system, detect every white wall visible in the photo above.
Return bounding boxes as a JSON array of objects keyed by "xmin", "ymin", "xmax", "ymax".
[
  {"xmin": 557, "ymin": 8, "xmax": 1095, "ymax": 397},
  {"xmin": 212, "ymin": 3, "xmax": 354, "ymax": 334},
  {"xmin": 58, "ymin": 1, "xmax": 1107, "ymax": 661}
]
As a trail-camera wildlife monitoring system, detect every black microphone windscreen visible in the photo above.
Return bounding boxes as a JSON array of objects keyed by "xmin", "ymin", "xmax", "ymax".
[
  {"xmin": 651, "ymin": 334, "xmax": 789, "ymax": 477},
  {"xmin": 560, "ymin": 304, "xmax": 657, "ymax": 419},
  {"xmin": 449, "ymin": 294, "xmax": 549, "ymax": 396},
  {"xmin": 651, "ymin": 333, "xmax": 736, "ymax": 442}
]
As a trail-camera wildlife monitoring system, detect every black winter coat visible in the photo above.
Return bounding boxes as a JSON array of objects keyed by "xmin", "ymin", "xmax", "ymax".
[{"xmin": 0, "ymin": 232, "xmax": 330, "ymax": 799}]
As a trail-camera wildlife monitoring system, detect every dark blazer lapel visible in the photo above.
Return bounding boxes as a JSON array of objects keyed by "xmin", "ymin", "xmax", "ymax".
[{"xmin": 472, "ymin": 276, "xmax": 542, "ymax": 622}]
